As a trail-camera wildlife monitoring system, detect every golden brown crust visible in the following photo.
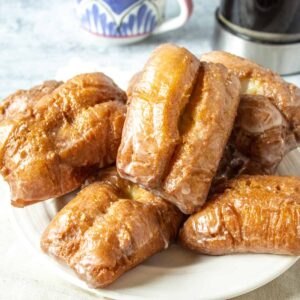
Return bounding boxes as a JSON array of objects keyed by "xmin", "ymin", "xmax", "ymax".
[
  {"xmin": 117, "ymin": 44, "xmax": 240, "ymax": 214},
  {"xmin": 41, "ymin": 167, "xmax": 183, "ymax": 288},
  {"xmin": 0, "ymin": 80, "xmax": 63, "ymax": 121},
  {"xmin": 201, "ymin": 51, "xmax": 300, "ymax": 180},
  {"xmin": 117, "ymin": 44, "xmax": 200, "ymax": 190},
  {"xmin": 159, "ymin": 62, "xmax": 240, "ymax": 213},
  {"xmin": 179, "ymin": 175, "xmax": 300, "ymax": 255},
  {"xmin": 126, "ymin": 72, "xmax": 141, "ymax": 102},
  {"xmin": 214, "ymin": 95, "xmax": 297, "ymax": 185},
  {"xmin": 201, "ymin": 51, "xmax": 300, "ymax": 140},
  {"xmin": 0, "ymin": 73, "xmax": 127, "ymax": 207}
]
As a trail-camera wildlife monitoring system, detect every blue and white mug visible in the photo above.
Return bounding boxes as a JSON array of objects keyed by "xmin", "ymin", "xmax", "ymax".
[{"xmin": 75, "ymin": 0, "xmax": 193, "ymax": 44}]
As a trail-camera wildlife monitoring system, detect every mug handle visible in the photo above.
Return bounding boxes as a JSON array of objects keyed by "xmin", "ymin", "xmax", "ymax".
[{"xmin": 153, "ymin": 0, "xmax": 193, "ymax": 34}]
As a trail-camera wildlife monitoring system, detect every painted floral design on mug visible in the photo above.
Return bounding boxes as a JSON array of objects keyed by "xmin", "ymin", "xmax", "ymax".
[
  {"xmin": 75, "ymin": 0, "xmax": 193, "ymax": 42},
  {"xmin": 77, "ymin": 0, "xmax": 159, "ymax": 37}
]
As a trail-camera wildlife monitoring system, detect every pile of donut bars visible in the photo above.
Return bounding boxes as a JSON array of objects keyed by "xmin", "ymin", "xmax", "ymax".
[{"xmin": 1, "ymin": 44, "xmax": 300, "ymax": 288}]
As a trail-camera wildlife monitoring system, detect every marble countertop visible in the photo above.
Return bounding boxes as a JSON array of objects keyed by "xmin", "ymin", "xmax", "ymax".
[{"xmin": 0, "ymin": 1, "xmax": 300, "ymax": 300}]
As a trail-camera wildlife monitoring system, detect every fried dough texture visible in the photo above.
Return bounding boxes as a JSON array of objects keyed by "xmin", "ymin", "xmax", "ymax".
[
  {"xmin": 117, "ymin": 44, "xmax": 240, "ymax": 214},
  {"xmin": 179, "ymin": 175, "xmax": 300, "ymax": 255},
  {"xmin": 201, "ymin": 51, "xmax": 300, "ymax": 180},
  {"xmin": 41, "ymin": 167, "xmax": 183, "ymax": 288},
  {"xmin": 0, "ymin": 73, "xmax": 126, "ymax": 207}
]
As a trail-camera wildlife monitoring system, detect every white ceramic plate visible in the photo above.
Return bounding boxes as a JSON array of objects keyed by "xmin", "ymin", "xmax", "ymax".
[
  {"xmin": 3, "ymin": 56, "xmax": 300, "ymax": 300},
  {"xmin": 7, "ymin": 149, "xmax": 300, "ymax": 300}
]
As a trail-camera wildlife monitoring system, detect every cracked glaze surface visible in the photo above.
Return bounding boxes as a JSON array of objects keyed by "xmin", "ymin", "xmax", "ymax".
[
  {"xmin": 180, "ymin": 175, "xmax": 300, "ymax": 255},
  {"xmin": 0, "ymin": 73, "xmax": 127, "ymax": 207},
  {"xmin": 202, "ymin": 51, "xmax": 300, "ymax": 181},
  {"xmin": 117, "ymin": 44, "xmax": 240, "ymax": 214},
  {"xmin": 41, "ymin": 167, "xmax": 183, "ymax": 288}
]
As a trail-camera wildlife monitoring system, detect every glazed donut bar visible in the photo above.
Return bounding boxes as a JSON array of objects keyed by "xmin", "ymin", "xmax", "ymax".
[
  {"xmin": 117, "ymin": 44, "xmax": 241, "ymax": 214},
  {"xmin": 3, "ymin": 44, "xmax": 300, "ymax": 291},
  {"xmin": 118, "ymin": 44, "xmax": 200, "ymax": 189},
  {"xmin": 215, "ymin": 94, "xmax": 297, "ymax": 183},
  {"xmin": 201, "ymin": 51, "xmax": 300, "ymax": 180},
  {"xmin": 201, "ymin": 51, "xmax": 300, "ymax": 137},
  {"xmin": 41, "ymin": 167, "xmax": 183, "ymax": 288},
  {"xmin": 0, "ymin": 73, "xmax": 126, "ymax": 207},
  {"xmin": 179, "ymin": 175, "xmax": 300, "ymax": 255}
]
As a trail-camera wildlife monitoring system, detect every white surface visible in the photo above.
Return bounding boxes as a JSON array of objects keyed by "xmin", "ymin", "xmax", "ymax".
[{"xmin": 1, "ymin": 1, "xmax": 300, "ymax": 300}]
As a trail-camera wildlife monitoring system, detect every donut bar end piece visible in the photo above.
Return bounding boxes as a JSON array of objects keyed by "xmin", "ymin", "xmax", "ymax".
[
  {"xmin": 214, "ymin": 94, "xmax": 297, "ymax": 184},
  {"xmin": 202, "ymin": 51, "xmax": 300, "ymax": 181},
  {"xmin": 118, "ymin": 44, "xmax": 241, "ymax": 214},
  {"xmin": 0, "ymin": 73, "xmax": 127, "ymax": 207},
  {"xmin": 179, "ymin": 175, "xmax": 300, "ymax": 255},
  {"xmin": 0, "ymin": 80, "xmax": 63, "ymax": 121},
  {"xmin": 201, "ymin": 51, "xmax": 300, "ymax": 142},
  {"xmin": 41, "ymin": 168, "xmax": 183, "ymax": 288}
]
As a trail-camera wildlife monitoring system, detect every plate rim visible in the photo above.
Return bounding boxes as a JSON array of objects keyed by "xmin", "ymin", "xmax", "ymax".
[{"xmin": 8, "ymin": 196, "xmax": 299, "ymax": 300}]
